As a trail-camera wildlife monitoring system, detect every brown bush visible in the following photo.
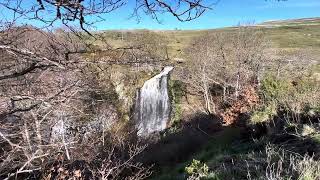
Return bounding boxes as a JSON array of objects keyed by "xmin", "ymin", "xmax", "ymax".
[{"xmin": 221, "ymin": 86, "xmax": 259, "ymax": 125}]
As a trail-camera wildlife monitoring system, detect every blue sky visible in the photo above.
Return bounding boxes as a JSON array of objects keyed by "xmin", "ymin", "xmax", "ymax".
[
  {"xmin": 96, "ymin": 0, "xmax": 320, "ymax": 30},
  {"xmin": 1, "ymin": 0, "xmax": 320, "ymax": 30}
]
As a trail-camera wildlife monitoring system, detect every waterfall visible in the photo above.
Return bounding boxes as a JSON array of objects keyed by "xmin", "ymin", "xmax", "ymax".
[{"xmin": 135, "ymin": 66, "xmax": 174, "ymax": 136}]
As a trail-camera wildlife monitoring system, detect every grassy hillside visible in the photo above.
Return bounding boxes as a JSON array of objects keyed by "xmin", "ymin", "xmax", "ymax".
[
  {"xmin": 98, "ymin": 17, "xmax": 320, "ymax": 61},
  {"xmin": 259, "ymin": 17, "xmax": 320, "ymax": 27}
]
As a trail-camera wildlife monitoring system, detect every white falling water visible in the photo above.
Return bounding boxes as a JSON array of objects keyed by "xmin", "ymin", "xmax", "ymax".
[{"xmin": 135, "ymin": 66, "xmax": 174, "ymax": 136}]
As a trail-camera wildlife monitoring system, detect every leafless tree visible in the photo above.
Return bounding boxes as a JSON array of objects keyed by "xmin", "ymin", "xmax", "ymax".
[
  {"xmin": 0, "ymin": 22, "xmax": 159, "ymax": 179},
  {"xmin": 183, "ymin": 26, "xmax": 268, "ymax": 114},
  {"xmin": 229, "ymin": 25, "xmax": 268, "ymax": 96},
  {"xmin": 42, "ymin": 126, "xmax": 152, "ymax": 179},
  {"xmin": 0, "ymin": 26, "xmax": 84, "ymax": 179},
  {"xmin": 95, "ymin": 131, "xmax": 152, "ymax": 180}
]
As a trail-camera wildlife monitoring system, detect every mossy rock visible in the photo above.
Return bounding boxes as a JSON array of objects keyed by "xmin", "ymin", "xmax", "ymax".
[{"xmin": 168, "ymin": 79, "xmax": 186, "ymax": 125}]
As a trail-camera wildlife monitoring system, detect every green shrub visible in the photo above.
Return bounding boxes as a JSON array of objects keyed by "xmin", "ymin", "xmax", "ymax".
[
  {"xmin": 312, "ymin": 134, "xmax": 320, "ymax": 144},
  {"xmin": 260, "ymin": 75, "xmax": 320, "ymax": 117},
  {"xmin": 250, "ymin": 103, "xmax": 277, "ymax": 124},
  {"xmin": 261, "ymin": 75, "xmax": 292, "ymax": 103},
  {"xmin": 185, "ymin": 159, "xmax": 209, "ymax": 179}
]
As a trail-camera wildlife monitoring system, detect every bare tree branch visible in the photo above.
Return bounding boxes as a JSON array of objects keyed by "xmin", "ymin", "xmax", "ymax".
[{"xmin": 0, "ymin": 0, "xmax": 214, "ymax": 33}]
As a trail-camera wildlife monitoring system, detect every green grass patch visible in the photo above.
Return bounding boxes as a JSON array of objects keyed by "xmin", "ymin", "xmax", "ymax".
[{"xmin": 151, "ymin": 127, "xmax": 251, "ymax": 180}]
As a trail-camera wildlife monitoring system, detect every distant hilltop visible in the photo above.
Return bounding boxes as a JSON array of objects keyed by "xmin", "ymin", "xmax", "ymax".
[
  {"xmin": 99, "ymin": 17, "xmax": 320, "ymax": 32},
  {"xmin": 257, "ymin": 17, "xmax": 320, "ymax": 27}
]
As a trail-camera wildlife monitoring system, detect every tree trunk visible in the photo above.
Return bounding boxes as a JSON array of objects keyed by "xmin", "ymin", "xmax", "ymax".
[
  {"xmin": 202, "ymin": 72, "xmax": 212, "ymax": 114},
  {"xmin": 223, "ymin": 85, "xmax": 227, "ymax": 102},
  {"xmin": 235, "ymin": 73, "xmax": 240, "ymax": 99}
]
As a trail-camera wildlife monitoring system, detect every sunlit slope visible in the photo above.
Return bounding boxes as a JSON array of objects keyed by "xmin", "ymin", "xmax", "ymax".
[
  {"xmin": 260, "ymin": 18, "xmax": 320, "ymax": 49},
  {"xmin": 99, "ymin": 17, "xmax": 320, "ymax": 59}
]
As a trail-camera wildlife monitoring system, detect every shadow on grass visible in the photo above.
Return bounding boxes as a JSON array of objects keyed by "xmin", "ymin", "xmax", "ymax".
[
  {"xmin": 135, "ymin": 112, "xmax": 252, "ymax": 179},
  {"xmin": 138, "ymin": 113, "xmax": 222, "ymax": 166},
  {"xmin": 140, "ymin": 110, "xmax": 320, "ymax": 180}
]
